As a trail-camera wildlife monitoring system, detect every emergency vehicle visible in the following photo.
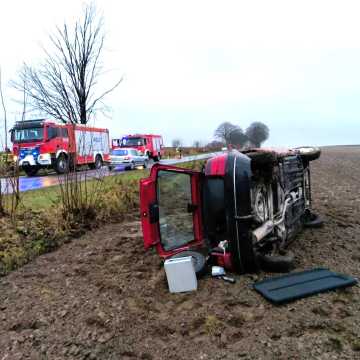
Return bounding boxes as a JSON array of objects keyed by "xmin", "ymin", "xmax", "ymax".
[
  {"xmin": 112, "ymin": 134, "xmax": 164, "ymax": 161},
  {"xmin": 11, "ymin": 119, "xmax": 110, "ymax": 176}
]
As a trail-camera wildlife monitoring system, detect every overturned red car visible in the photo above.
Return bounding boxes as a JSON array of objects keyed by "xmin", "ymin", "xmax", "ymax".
[{"xmin": 140, "ymin": 147, "xmax": 322, "ymax": 274}]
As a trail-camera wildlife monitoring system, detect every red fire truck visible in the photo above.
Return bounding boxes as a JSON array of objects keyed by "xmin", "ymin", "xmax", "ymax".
[
  {"xmin": 112, "ymin": 134, "xmax": 164, "ymax": 161},
  {"xmin": 11, "ymin": 119, "xmax": 110, "ymax": 176}
]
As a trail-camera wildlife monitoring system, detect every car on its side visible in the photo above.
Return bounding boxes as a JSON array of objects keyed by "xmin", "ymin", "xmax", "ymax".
[
  {"xmin": 140, "ymin": 146, "xmax": 323, "ymax": 275},
  {"xmin": 108, "ymin": 148, "xmax": 148, "ymax": 171}
]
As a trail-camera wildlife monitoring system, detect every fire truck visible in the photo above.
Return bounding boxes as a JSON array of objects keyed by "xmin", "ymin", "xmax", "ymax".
[
  {"xmin": 11, "ymin": 119, "xmax": 110, "ymax": 176},
  {"xmin": 112, "ymin": 134, "xmax": 164, "ymax": 161}
]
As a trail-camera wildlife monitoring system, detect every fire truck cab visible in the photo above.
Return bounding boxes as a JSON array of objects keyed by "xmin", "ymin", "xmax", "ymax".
[
  {"xmin": 11, "ymin": 119, "xmax": 110, "ymax": 176},
  {"xmin": 112, "ymin": 134, "xmax": 164, "ymax": 161}
]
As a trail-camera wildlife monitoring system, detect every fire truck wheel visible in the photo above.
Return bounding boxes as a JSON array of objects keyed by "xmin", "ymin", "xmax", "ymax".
[
  {"xmin": 23, "ymin": 166, "xmax": 39, "ymax": 177},
  {"xmin": 94, "ymin": 155, "xmax": 103, "ymax": 169},
  {"xmin": 55, "ymin": 154, "xmax": 69, "ymax": 174}
]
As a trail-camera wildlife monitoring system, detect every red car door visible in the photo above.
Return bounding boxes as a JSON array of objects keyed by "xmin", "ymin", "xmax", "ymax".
[{"xmin": 140, "ymin": 163, "xmax": 204, "ymax": 258}]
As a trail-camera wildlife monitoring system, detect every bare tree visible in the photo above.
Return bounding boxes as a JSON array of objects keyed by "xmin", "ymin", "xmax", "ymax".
[
  {"xmin": 0, "ymin": 67, "xmax": 8, "ymax": 149},
  {"xmin": 13, "ymin": 3, "xmax": 122, "ymax": 124},
  {"xmin": 172, "ymin": 138, "xmax": 182, "ymax": 148},
  {"xmin": 245, "ymin": 121, "xmax": 269, "ymax": 147},
  {"xmin": 214, "ymin": 122, "xmax": 239, "ymax": 145}
]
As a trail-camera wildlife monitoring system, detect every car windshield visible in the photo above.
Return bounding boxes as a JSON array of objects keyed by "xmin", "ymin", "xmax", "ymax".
[
  {"xmin": 112, "ymin": 139, "xmax": 121, "ymax": 147},
  {"xmin": 121, "ymin": 137, "xmax": 145, "ymax": 146},
  {"xmin": 111, "ymin": 149, "xmax": 128, "ymax": 156},
  {"xmin": 12, "ymin": 127, "xmax": 44, "ymax": 143}
]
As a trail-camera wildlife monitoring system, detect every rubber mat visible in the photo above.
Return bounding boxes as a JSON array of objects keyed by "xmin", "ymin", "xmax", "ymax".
[{"xmin": 253, "ymin": 268, "xmax": 358, "ymax": 304}]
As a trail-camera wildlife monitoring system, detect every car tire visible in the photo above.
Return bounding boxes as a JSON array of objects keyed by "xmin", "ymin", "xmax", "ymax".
[
  {"xmin": 55, "ymin": 154, "xmax": 69, "ymax": 174},
  {"xmin": 170, "ymin": 250, "xmax": 207, "ymax": 276},
  {"xmin": 295, "ymin": 147, "xmax": 321, "ymax": 162},
  {"xmin": 245, "ymin": 151, "xmax": 277, "ymax": 171},
  {"xmin": 256, "ymin": 250, "xmax": 295, "ymax": 273},
  {"xmin": 108, "ymin": 166, "xmax": 113, "ymax": 171},
  {"xmin": 131, "ymin": 161, "xmax": 135, "ymax": 170},
  {"xmin": 303, "ymin": 211, "xmax": 324, "ymax": 228},
  {"xmin": 23, "ymin": 166, "xmax": 39, "ymax": 177}
]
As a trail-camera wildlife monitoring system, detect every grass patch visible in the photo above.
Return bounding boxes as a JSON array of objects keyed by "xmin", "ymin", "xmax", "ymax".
[
  {"xmin": 0, "ymin": 160, "xmax": 205, "ymax": 275},
  {"xmin": 204, "ymin": 315, "xmax": 223, "ymax": 336}
]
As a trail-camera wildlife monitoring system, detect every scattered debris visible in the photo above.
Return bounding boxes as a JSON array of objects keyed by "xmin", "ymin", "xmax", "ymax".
[
  {"xmin": 253, "ymin": 268, "xmax": 358, "ymax": 304},
  {"xmin": 164, "ymin": 256, "xmax": 197, "ymax": 293}
]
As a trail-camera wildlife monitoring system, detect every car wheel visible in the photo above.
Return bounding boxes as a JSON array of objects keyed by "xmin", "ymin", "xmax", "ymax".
[
  {"xmin": 108, "ymin": 166, "xmax": 113, "ymax": 171},
  {"xmin": 55, "ymin": 154, "xmax": 69, "ymax": 174},
  {"xmin": 295, "ymin": 147, "xmax": 321, "ymax": 162},
  {"xmin": 131, "ymin": 161, "xmax": 135, "ymax": 170},
  {"xmin": 256, "ymin": 250, "xmax": 295, "ymax": 273},
  {"xmin": 245, "ymin": 151, "xmax": 277, "ymax": 169},
  {"xmin": 170, "ymin": 250, "xmax": 207, "ymax": 276},
  {"xmin": 23, "ymin": 166, "xmax": 39, "ymax": 177}
]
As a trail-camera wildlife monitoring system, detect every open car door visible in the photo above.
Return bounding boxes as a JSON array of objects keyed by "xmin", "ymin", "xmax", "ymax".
[{"xmin": 140, "ymin": 163, "xmax": 204, "ymax": 258}]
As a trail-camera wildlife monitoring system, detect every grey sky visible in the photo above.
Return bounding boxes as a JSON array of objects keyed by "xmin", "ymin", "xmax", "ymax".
[{"xmin": 1, "ymin": 0, "xmax": 359, "ymax": 146}]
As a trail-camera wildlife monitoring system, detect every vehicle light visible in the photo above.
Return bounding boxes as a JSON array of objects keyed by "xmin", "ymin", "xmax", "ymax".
[
  {"xmin": 13, "ymin": 155, "xmax": 18, "ymax": 162},
  {"xmin": 124, "ymin": 156, "xmax": 130, "ymax": 160}
]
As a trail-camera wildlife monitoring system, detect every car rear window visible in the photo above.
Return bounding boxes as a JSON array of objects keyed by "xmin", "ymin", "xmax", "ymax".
[{"xmin": 112, "ymin": 149, "xmax": 128, "ymax": 155}]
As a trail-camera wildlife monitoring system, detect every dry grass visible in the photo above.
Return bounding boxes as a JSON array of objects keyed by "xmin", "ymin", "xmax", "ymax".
[{"xmin": 0, "ymin": 160, "xmax": 204, "ymax": 275}]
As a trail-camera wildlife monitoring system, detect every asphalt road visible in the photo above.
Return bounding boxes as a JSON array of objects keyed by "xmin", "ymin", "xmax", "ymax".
[{"xmin": 1, "ymin": 152, "xmax": 221, "ymax": 193}]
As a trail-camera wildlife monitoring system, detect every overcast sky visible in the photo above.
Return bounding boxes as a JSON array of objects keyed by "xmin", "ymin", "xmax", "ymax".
[{"xmin": 1, "ymin": 0, "xmax": 360, "ymax": 146}]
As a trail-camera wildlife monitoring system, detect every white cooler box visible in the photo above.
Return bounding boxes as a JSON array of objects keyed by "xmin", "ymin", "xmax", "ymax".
[{"xmin": 164, "ymin": 256, "xmax": 198, "ymax": 293}]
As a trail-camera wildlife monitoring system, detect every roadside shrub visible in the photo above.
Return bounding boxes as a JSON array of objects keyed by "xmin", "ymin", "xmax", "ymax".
[
  {"xmin": 0, "ymin": 208, "xmax": 64, "ymax": 275},
  {"xmin": 0, "ymin": 156, "xmax": 21, "ymax": 219},
  {"xmin": 97, "ymin": 177, "xmax": 139, "ymax": 222},
  {"xmin": 59, "ymin": 168, "xmax": 105, "ymax": 232}
]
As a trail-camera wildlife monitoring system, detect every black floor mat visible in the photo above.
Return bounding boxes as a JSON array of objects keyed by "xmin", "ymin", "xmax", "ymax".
[{"xmin": 253, "ymin": 268, "xmax": 358, "ymax": 304}]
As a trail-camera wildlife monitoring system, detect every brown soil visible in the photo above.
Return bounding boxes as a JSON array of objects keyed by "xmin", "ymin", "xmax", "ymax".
[{"xmin": 0, "ymin": 146, "xmax": 360, "ymax": 360}]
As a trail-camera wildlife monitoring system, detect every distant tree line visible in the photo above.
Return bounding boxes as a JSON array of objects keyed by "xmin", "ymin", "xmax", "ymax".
[
  {"xmin": 212, "ymin": 121, "xmax": 269, "ymax": 149},
  {"xmin": 171, "ymin": 121, "xmax": 269, "ymax": 151}
]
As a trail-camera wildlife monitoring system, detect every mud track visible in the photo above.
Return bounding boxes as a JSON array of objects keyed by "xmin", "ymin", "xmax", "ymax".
[{"xmin": 0, "ymin": 146, "xmax": 359, "ymax": 359}]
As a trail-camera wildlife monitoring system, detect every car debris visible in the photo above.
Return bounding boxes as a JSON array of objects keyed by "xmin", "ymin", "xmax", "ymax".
[
  {"xmin": 253, "ymin": 268, "xmax": 358, "ymax": 304},
  {"xmin": 164, "ymin": 256, "xmax": 198, "ymax": 293},
  {"xmin": 211, "ymin": 266, "xmax": 226, "ymax": 277},
  {"xmin": 221, "ymin": 276, "xmax": 236, "ymax": 284},
  {"xmin": 140, "ymin": 146, "xmax": 323, "ymax": 276}
]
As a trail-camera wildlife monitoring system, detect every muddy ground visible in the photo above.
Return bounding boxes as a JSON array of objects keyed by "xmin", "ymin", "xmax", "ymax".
[{"xmin": 0, "ymin": 146, "xmax": 360, "ymax": 360}]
